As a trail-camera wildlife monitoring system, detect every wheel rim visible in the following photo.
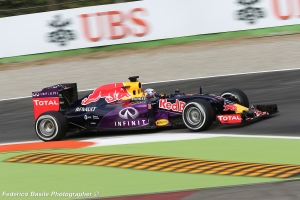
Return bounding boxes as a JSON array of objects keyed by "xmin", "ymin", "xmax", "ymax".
[
  {"xmin": 39, "ymin": 119, "xmax": 56, "ymax": 137},
  {"xmin": 183, "ymin": 102, "xmax": 207, "ymax": 130},
  {"xmin": 35, "ymin": 115, "xmax": 59, "ymax": 140},
  {"xmin": 186, "ymin": 107, "xmax": 203, "ymax": 125}
]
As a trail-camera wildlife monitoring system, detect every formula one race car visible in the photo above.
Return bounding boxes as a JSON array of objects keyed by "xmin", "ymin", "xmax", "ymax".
[{"xmin": 32, "ymin": 76, "xmax": 278, "ymax": 141}]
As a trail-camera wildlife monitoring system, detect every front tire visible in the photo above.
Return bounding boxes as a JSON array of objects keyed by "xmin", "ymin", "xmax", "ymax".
[
  {"xmin": 220, "ymin": 88, "xmax": 249, "ymax": 108},
  {"xmin": 182, "ymin": 99, "xmax": 214, "ymax": 131},
  {"xmin": 35, "ymin": 112, "xmax": 68, "ymax": 141}
]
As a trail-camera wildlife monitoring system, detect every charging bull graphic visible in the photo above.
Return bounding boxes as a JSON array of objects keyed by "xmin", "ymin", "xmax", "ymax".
[{"xmin": 81, "ymin": 83, "xmax": 131, "ymax": 105}]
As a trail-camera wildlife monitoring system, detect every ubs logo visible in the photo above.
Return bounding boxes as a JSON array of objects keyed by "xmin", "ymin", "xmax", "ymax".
[{"xmin": 118, "ymin": 107, "xmax": 139, "ymax": 119}]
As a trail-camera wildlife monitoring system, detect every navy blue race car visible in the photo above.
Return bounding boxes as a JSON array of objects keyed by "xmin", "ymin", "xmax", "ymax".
[{"xmin": 32, "ymin": 76, "xmax": 278, "ymax": 141}]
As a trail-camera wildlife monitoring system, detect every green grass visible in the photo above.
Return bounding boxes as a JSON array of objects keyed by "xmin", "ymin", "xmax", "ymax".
[
  {"xmin": 1, "ymin": 24, "xmax": 300, "ymax": 64},
  {"xmin": 1, "ymin": 137, "xmax": 300, "ymax": 199}
]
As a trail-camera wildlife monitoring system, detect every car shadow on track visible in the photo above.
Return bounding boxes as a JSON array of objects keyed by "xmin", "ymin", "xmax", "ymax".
[
  {"xmin": 63, "ymin": 116, "xmax": 278, "ymax": 140},
  {"xmin": 215, "ymin": 115, "xmax": 277, "ymax": 130},
  {"xmin": 64, "ymin": 128, "xmax": 164, "ymax": 140}
]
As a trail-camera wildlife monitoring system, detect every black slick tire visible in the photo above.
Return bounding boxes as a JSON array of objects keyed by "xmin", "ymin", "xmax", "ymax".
[
  {"xmin": 182, "ymin": 99, "xmax": 214, "ymax": 131},
  {"xmin": 35, "ymin": 111, "xmax": 68, "ymax": 141},
  {"xmin": 220, "ymin": 88, "xmax": 249, "ymax": 108}
]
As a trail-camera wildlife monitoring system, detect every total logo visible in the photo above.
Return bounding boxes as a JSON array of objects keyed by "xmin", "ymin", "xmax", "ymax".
[
  {"xmin": 33, "ymin": 100, "xmax": 59, "ymax": 106},
  {"xmin": 217, "ymin": 114, "xmax": 242, "ymax": 124},
  {"xmin": 159, "ymin": 99, "xmax": 186, "ymax": 112}
]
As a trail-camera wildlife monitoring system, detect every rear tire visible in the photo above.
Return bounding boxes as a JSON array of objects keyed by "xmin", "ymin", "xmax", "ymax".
[
  {"xmin": 220, "ymin": 88, "xmax": 249, "ymax": 108},
  {"xmin": 35, "ymin": 112, "xmax": 68, "ymax": 141},
  {"xmin": 182, "ymin": 99, "xmax": 214, "ymax": 131}
]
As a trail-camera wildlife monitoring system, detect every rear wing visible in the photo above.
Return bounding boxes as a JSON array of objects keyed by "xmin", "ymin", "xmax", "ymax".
[{"xmin": 32, "ymin": 83, "xmax": 78, "ymax": 120}]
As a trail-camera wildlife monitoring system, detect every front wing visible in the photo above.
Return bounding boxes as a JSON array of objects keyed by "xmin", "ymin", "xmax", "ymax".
[{"xmin": 217, "ymin": 104, "xmax": 278, "ymax": 124}]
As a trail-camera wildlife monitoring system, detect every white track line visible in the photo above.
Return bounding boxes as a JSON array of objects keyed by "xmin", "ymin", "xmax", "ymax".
[
  {"xmin": 0, "ymin": 96, "xmax": 32, "ymax": 101},
  {"xmin": 0, "ymin": 140, "xmax": 41, "ymax": 145},
  {"xmin": 83, "ymin": 133, "xmax": 218, "ymax": 147},
  {"xmin": 1, "ymin": 133, "xmax": 300, "ymax": 147},
  {"xmin": 1, "ymin": 67, "xmax": 300, "ymax": 102},
  {"xmin": 83, "ymin": 133, "xmax": 300, "ymax": 147},
  {"xmin": 210, "ymin": 134, "xmax": 300, "ymax": 140}
]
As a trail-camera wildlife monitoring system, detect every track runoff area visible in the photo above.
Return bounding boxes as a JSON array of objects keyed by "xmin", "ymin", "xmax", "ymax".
[{"xmin": 1, "ymin": 68, "xmax": 300, "ymax": 200}]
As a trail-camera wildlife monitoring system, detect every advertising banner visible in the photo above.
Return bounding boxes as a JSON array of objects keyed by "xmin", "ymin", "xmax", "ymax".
[{"xmin": 0, "ymin": 0, "xmax": 300, "ymax": 58}]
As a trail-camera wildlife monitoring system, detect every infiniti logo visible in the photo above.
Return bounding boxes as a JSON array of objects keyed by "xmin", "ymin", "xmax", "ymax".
[
  {"xmin": 32, "ymin": 92, "xmax": 40, "ymax": 97},
  {"xmin": 118, "ymin": 107, "xmax": 139, "ymax": 120}
]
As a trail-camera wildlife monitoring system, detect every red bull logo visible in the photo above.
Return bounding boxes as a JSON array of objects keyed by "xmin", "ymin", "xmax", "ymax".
[
  {"xmin": 81, "ymin": 83, "xmax": 131, "ymax": 105},
  {"xmin": 223, "ymin": 104, "xmax": 237, "ymax": 112},
  {"xmin": 159, "ymin": 99, "xmax": 186, "ymax": 113}
]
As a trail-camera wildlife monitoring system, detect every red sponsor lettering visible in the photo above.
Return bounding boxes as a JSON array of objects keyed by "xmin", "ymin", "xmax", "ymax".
[
  {"xmin": 130, "ymin": 8, "xmax": 149, "ymax": 37},
  {"xmin": 166, "ymin": 102, "xmax": 171, "ymax": 109},
  {"xmin": 271, "ymin": 0, "xmax": 298, "ymax": 20},
  {"xmin": 80, "ymin": 8, "xmax": 149, "ymax": 42},
  {"xmin": 33, "ymin": 100, "xmax": 59, "ymax": 106},
  {"xmin": 217, "ymin": 114, "xmax": 242, "ymax": 124},
  {"xmin": 159, "ymin": 99, "xmax": 186, "ymax": 112},
  {"xmin": 80, "ymin": 12, "xmax": 105, "ymax": 42},
  {"xmin": 107, "ymin": 11, "xmax": 127, "ymax": 39},
  {"xmin": 179, "ymin": 101, "xmax": 186, "ymax": 112}
]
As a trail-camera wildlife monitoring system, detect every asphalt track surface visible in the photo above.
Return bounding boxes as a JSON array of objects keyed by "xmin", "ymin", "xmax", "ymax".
[
  {"xmin": 1, "ymin": 69, "xmax": 299, "ymax": 143},
  {"xmin": 1, "ymin": 69, "xmax": 300, "ymax": 200}
]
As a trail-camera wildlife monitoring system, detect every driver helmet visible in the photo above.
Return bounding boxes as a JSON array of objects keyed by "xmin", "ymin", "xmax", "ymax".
[{"xmin": 144, "ymin": 88, "xmax": 156, "ymax": 98}]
